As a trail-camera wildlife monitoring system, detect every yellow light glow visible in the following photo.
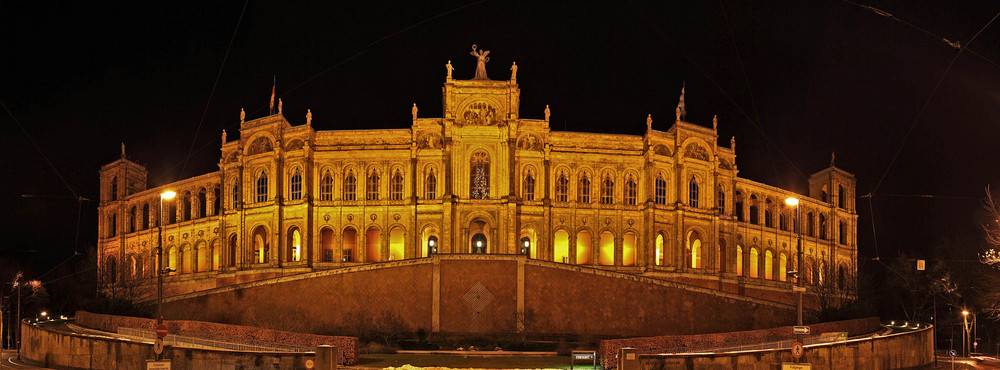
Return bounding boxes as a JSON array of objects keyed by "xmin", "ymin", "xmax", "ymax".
[
  {"xmin": 785, "ymin": 197, "xmax": 799, "ymax": 206},
  {"xmin": 40, "ymin": 311, "xmax": 47, "ymax": 317},
  {"xmin": 161, "ymin": 190, "xmax": 177, "ymax": 200},
  {"xmin": 963, "ymin": 310, "xmax": 970, "ymax": 316}
]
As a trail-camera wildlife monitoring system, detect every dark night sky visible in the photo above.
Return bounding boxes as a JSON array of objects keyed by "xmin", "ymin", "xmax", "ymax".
[{"xmin": 4, "ymin": 1, "xmax": 1000, "ymax": 273}]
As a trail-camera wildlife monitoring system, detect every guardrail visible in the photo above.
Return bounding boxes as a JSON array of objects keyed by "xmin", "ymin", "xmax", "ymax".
[
  {"xmin": 661, "ymin": 326, "xmax": 898, "ymax": 354},
  {"xmin": 117, "ymin": 327, "xmax": 310, "ymax": 353}
]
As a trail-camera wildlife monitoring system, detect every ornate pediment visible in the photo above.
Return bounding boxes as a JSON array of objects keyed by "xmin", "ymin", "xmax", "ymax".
[
  {"xmin": 683, "ymin": 143, "xmax": 710, "ymax": 161},
  {"xmin": 653, "ymin": 144, "xmax": 672, "ymax": 156},
  {"xmin": 246, "ymin": 137, "xmax": 273, "ymax": 156},
  {"xmin": 418, "ymin": 133, "xmax": 442, "ymax": 149},
  {"xmin": 460, "ymin": 100, "xmax": 502, "ymax": 126},
  {"xmin": 517, "ymin": 134, "xmax": 542, "ymax": 151}
]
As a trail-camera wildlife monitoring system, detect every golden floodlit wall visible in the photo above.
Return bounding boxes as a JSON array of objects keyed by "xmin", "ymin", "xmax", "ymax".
[{"xmin": 96, "ymin": 62, "xmax": 858, "ymax": 304}]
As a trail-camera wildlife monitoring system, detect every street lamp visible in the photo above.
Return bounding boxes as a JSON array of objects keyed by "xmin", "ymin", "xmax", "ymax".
[
  {"xmin": 785, "ymin": 197, "xmax": 803, "ymax": 362},
  {"xmin": 157, "ymin": 190, "xmax": 176, "ymax": 360},
  {"xmin": 962, "ymin": 310, "xmax": 970, "ymax": 357}
]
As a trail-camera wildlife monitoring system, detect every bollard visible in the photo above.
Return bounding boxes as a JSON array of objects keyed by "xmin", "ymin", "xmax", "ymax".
[{"xmin": 315, "ymin": 345, "xmax": 338, "ymax": 370}]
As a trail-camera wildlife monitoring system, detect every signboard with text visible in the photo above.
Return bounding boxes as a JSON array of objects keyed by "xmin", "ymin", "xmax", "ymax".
[{"xmin": 146, "ymin": 359, "xmax": 171, "ymax": 370}]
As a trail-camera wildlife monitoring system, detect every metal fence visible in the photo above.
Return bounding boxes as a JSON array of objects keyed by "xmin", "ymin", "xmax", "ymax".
[{"xmin": 117, "ymin": 327, "xmax": 310, "ymax": 353}]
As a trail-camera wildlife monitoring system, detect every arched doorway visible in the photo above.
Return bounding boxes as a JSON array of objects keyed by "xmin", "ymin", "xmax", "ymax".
[
  {"xmin": 252, "ymin": 226, "xmax": 268, "ymax": 264},
  {"xmin": 519, "ymin": 237, "xmax": 531, "ymax": 257},
  {"xmin": 471, "ymin": 233, "xmax": 487, "ymax": 254}
]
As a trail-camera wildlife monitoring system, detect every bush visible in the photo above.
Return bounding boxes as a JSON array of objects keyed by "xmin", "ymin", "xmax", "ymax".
[
  {"xmin": 79, "ymin": 293, "xmax": 151, "ymax": 318},
  {"xmin": 347, "ymin": 309, "xmax": 410, "ymax": 346}
]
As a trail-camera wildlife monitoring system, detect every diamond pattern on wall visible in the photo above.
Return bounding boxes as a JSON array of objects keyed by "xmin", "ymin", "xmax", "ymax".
[{"xmin": 463, "ymin": 281, "xmax": 494, "ymax": 313}]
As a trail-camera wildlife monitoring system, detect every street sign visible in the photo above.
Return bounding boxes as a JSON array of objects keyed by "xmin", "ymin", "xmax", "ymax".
[
  {"xmin": 791, "ymin": 342, "xmax": 804, "ymax": 358},
  {"xmin": 793, "ymin": 326, "xmax": 810, "ymax": 335},
  {"xmin": 949, "ymin": 349, "xmax": 957, "ymax": 357},
  {"xmin": 792, "ymin": 286, "xmax": 807, "ymax": 292},
  {"xmin": 781, "ymin": 364, "xmax": 812, "ymax": 370},
  {"xmin": 146, "ymin": 359, "xmax": 171, "ymax": 370},
  {"xmin": 304, "ymin": 358, "xmax": 315, "ymax": 369},
  {"xmin": 156, "ymin": 324, "xmax": 168, "ymax": 338},
  {"xmin": 154, "ymin": 338, "xmax": 164, "ymax": 355},
  {"xmin": 916, "ymin": 259, "xmax": 925, "ymax": 271}
]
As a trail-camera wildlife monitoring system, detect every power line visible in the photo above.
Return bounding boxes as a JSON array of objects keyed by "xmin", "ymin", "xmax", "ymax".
[
  {"xmin": 179, "ymin": 0, "xmax": 250, "ymax": 179},
  {"xmin": 1, "ymin": 99, "xmax": 80, "ymax": 200}
]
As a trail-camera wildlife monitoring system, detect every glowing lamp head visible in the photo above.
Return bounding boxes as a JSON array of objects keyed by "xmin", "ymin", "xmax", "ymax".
[
  {"xmin": 161, "ymin": 190, "xmax": 177, "ymax": 200},
  {"xmin": 429, "ymin": 239, "xmax": 435, "ymax": 247},
  {"xmin": 785, "ymin": 197, "xmax": 799, "ymax": 206},
  {"xmin": 963, "ymin": 310, "xmax": 970, "ymax": 316},
  {"xmin": 476, "ymin": 241, "xmax": 482, "ymax": 247},
  {"xmin": 524, "ymin": 240, "xmax": 530, "ymax": 247},
  {"xmin": 40, "ymin": 311, "xmax": 47, "ymax": 317}
]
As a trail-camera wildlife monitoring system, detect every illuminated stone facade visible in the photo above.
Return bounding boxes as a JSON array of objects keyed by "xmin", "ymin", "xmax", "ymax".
[{"xmin": 97, "ymin": 63, "xmax": 857, "ymax": 301}]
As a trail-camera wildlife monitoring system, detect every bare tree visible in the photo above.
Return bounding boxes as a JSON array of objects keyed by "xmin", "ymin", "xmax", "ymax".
[{"xmin": 979, "ymin": 186, "xmax": 1000, "ymax": 317}]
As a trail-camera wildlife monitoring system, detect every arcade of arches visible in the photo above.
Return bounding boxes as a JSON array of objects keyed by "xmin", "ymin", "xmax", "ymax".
[{"xmin": 96, "ymin": 56, "xmax": 858, "ymax": 302}]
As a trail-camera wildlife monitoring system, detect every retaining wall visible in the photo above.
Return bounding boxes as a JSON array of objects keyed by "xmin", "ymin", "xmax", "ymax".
[{"xmin": 22, "ymin": 320, "xmax": 320, "ymax": 370}]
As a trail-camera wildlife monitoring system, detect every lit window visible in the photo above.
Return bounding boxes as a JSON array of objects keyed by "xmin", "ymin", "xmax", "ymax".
[
  {"xmin": 625, "ymin": 177, "xmax": 637, "ymax": 205},
  {"xmin": 764, "ymin": 198, "xmax": 773, "ymax": 228},
  {"xmin": 110, "ymin": 176, "xmax": 118, "ymax": 201},
  {"xmin": 231, "ymin": 183, "xmax": 239, "ymax": 209},
  {"xmin": 838, "ymin": 185, "xmax": 846, "ymax": 209},
  {"xmin": 289, "ymin": 168, "xmax": 302, "ymax": 200},
  {"xmin": 555, "ymin": 173, "xmax": 568, "ymax": 202},
  {"xmin": 819, "ymin": 213, "xmax": 827, "ymax": 239},
  {"xmin": 470, "ymin": 152, "xmax": 490, "ymax": 199},
  {"xmin": 256, "ymin": 171, "xmax": 268, "ymax": 203},
  {"xmin": 523, "ymin": 172, "xmax": 535, "ymax": 201},
  {"xmin": 734, "ymin": 191, "xmax": 744, "ymax": 221},
  {"xmin": 578, "ymin": 175, "xmax": 591, "ymax": 203}
]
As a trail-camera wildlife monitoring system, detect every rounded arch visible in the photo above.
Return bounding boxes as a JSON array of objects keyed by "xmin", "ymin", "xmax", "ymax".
[
  {"xmin": 469, "ymin": 149, "xmax": 491, "ymax": 199},
  {"xmin": 388, "ymin": 225, "xmax": 406, "ymax": 260},
  {"xmin": 244, "ymin": 133, "xmax": 276, "ymax": 156},
  {"xmin": 622, "ymin": 230, "xmax": 638, "ymax": 266},
  {"xmin": 319, "ymin": 226, "xmax": 335, "ymax": 262},
  {"xmin": 764, "ymin": 249, "xmax": 774, "ymax": 280},
  {"xmin": 342, "ymin": 226, "xmax": 358, "ymax": 262},
  {"xmin": 209, "ymin": 238, "xmax": 219, "ymax": 271},
  {"xmin": 287, "ymin": 226, "xmax": 303, "ymax": 262},
  {"xmin": 654, "ymin": 231, "xmax": 667, "ymax": 266},
  {"xmin": 749, "ymin": 246, "xmax": 760, "ymax": 278},
  {"xmin": 686, "ymin": 229, "xmax": 704, "ymax": 269},
  {"xmin": 679, "ymin": 137, "xmax": 713, "ymax": 160},
  {"xmin": 553, "ymin": 228, "xmax": 569, "ymax": 263},
  {"xmin": 575, "ymin": 227, "xmax": 594, "ymax": 265},
  {"xmin": 779, "ymin": 252, "xmax": 788, "ymax": 282},
  {"xmin": 251, "ymin": 225, "xmax": 269, "ymax": 264},
  {"xmin": 519, "ymin": 227, "xmax": 538, "ymax": 259},
  {"xmin": 364, "ymin": 225, "xmax": 383, "ymax": 262},
  {"xmin": 421, "ymin": 223, "xmax": 440, "ymax": 257},
  {"xmin": 468, "ymin": 218, "xmax": 492, "ymax": 253},
  {"xmin": 194, "ymin": 240, "xmax": 208, "ymax": 272},
  {"xmin": 180, "ymin": 243, "xmax": 193, "ymax": 274},
  {"xmin": 228, "ymin": 233, "xmax": 237, "ymax": 267},
  {"xmin": 598, "ymin": 230, "xmax": 615, "ymax": 266},
  {"xmin": 165, "ymin": 245, "xmax": 178, "ymax": 274},
  {"xmin": 735, "ymin": 244, "xmax": 744, "ymax": 276}
]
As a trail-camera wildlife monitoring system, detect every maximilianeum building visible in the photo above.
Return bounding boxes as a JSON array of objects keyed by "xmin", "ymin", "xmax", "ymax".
[{"xmin": 97, "ymin": 57, "xmax": 857, "ymax": 301}]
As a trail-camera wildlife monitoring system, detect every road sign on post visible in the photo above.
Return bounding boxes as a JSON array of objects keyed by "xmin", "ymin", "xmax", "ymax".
[
  {"xmin": 791, "ymin": 342, "xmax": 804, "ymax": 358},
  {"xmin": 153, "ymin": 338, "xmax": 164, "ymax": 355},
  {"xmin": 793, "ymin": 326, "xmax": 810, "ymax": 335},
  {"xmin": 156, "ymin": 324, "xmax": 168, "ymax": 338}
]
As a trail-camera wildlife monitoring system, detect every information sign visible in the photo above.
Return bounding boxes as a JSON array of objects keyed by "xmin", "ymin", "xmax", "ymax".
[{"xmin": 793, "ymin": 326, "xmax": 810, "ymax": 335}]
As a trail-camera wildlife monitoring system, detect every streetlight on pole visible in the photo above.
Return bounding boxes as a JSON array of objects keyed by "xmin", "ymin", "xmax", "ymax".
[
  {"xmin": 785, "ymin": 197, "xmax": 803, "ymax": 362},
  {"xmin": 157, "ymin": 190, "xmax": 176, "ymax": 360},
  {"xmin": 962, "ymin": 310, "xmax": 970, "ymax": 357}
]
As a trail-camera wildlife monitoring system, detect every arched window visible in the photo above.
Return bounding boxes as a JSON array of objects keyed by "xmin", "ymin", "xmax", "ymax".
[
  {"xmin": 655, "ymin": 175, "xmax": 667, "ymax": 205},
  {"xmin": 109, "ymin": 214, "xmax": 117, "ymax": 237},
  {"xmin": 425, "ymin": 171, "xmax": 437, "ymax": 199},
  {"xmin": 320, "ymin": 172, "xmax": 333, "ymax": 201},
  {"xmin": 231, "ymin": 183, "xmax": 239, "ymax": 209},
  {"xmin": 838, "ymin": 185, "xmax": 846, "ymax": 209},
  {"xmin": 718, "ymin": 238, "xmax": 726, "ymax": 272},
  {"xmin": 600, "ymin": 174, "xmax": 614, "ymax": 205},
  {"xmin": 554, "ymin": 230, "xmax": 569, "ymax": 263},
  {"xmin": 523, "ymin": 172, "xmax": 535, "ymax": 201},
  {"xmin": 470, "ymin": 151, "xmax": 490, "ymax": 199},
  {"xmin": 289, "ymin": 168, "xmax": 302, "ymax": 200},
  {"xmin": 390, "ymin": 171, "xmax": 404, "ymax": 200},
  {"xmin": 197, "ymin": 188, "xmax": 207, "ymax": 218},
  {"xmin": 367, "ymin": 171, "xmax": 380, "ymax": 200},
  {"xmin": 576, "ymin": 230, "xmax": 592, "ymax": 265},
  {"xmin": 717, "ymin": 185, "xmax": 725, "ymax": 212},
  {"xmin": 598, "ymin": 231, "xmax": 614, "ymax": 265},
  {"xmin": 687, "ymin": 231, "xmax": 702, "ymax": 268},
  {"xmin": 764, "ymin": 250, "xmax": 773, "ymax": 280},
  {"xmin": 578, "ymin": 174, "xmax": 591, "ymax": 203},
  {"xmin": 110, "ymin": 176, "xmax": 117, "ymax": 201},
  {"xmin": 688, "ymin": 177, "xmax": 699, "ymax": 208},
  {"xmin": 655, "ymin": 234, "xmax": 664, "ymax": 266},
  {"xmin": 212, "ymin": 186, "xmax": 220, "ymax": 216},
  {"xmin": 228, "ymin": 234, "xmax": 237, "ymax": 267},
  {"xmin": 555, "ymin": 173, "xmax": 568, "ymax": 202},
  {"xmin": 623, "ymin": 232, "xmax": 637, "ymax": 266},
  {"xmin": 838, "ymin": 265, "xmax": 845, "ymax": 290},
  {"xmin": 167, "ymin": 199, "xmax": 177, "ymax": 224},
  {"xmin": 129, "ymin": 206, "xmax": 136, "ymax": 233},
  {"xmin": 321, "ymin": 228, "xmax": 334, "ymax": 262},
  {"xmin": 252, "ymin": 226, "xmax": 268, "ymax": 264},
  {"xmin": 181, "ymin": 246, "xmax": 192, "ymax": 273},
  {"xmin": 625, "ymin": 176, "xmax": 637, "ymax": 205},
  {"xmin": 256, "ymin": 171, "xmax": 268, "ymax": 203},
  {"xmin": 764, "ymin": 198, "xmax": 773, "ymax": 228},
  {"xmin": 344, "ymin": 170, "xmax": 357, "ymax": 201},
  {"xmin": 365, "ymin": 227, "xmax": 381, "ymax": 262},
  {"xmin": 736, "ymin": 245, "xmax": 744, "ymax": 276},
  {"xmin": 735, "ymin": 190, "xmax": 744, "ymax": 221},
  {"xmin": 389, "ymin": 228, "xmax": 405, "ymax": 260},
  {"xmin": 819, "ymin": 213, "xmax": 827, "ymax": 239},
  {"xmin": 142, "ymin": 203, "xmax": 149, "ymax": 230},
  {"xmin": 821, "ymin": 188, "xmax": 828, "ymax": 203},
  {"xmin": 779, "ymin": 212, "xmax": 787, "ymax": 231},
  {"xmin": 779, "ymin": 253, "xmax": 788, "ymax": 281},
  {"xmin": 182, "ymin": 192, "xmax": 192, "ymax": 221},
  {"xmin": 748, "ymin": 195, "xmax": 759, "ymax": 224},
  {"xmin": 287, "ymin": 227, "xmax": 301, "ymax": 262},
  {"xmin": 342, "ymin": 228, "xmax": 357, "ymax": 262},
  {"xmin": 749, "ymin": 248, "xmax": 759, "ymax": 278},
  {"xmin": 807, "ymin": 212, "xmax": 815, "ymax": 236},
  {"xmin": 839, "ymin": 220, "xmax": 847, "ymax": 244}
]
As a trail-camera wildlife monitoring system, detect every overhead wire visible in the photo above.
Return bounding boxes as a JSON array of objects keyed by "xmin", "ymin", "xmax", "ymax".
[
  {"xmin": 627, "ymin": 0, "xmax": 809, "ymax": 182},
  {"xmin": 178, "ymin": 0, "xmax": 250, "ymax": 179},
  {"xmin": 1, "ymin": 99, "xmax": 80, "ymax": 200},
  {"xmin": 151, "ymin": 0, "xmax": 487, "ymax": 186}
]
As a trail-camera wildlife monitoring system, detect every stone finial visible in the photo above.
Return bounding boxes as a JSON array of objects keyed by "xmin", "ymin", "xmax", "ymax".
[
  {"xmin": 240, "ymin": 108, "xmax": 245, "ymax": 123},
  {"xmin": 676, "ymin": 82, "xmax": 687, "ymax": 121},
  {"xmin": 278, "ymin": 99, "xmax": 283, "ymax": 114},
  {"xmin": 544, "ymin": 105, "xmax": 551, "ymax": 121},
  {"xmin": 646, "ymin": 114, "xmax": 652, "ymax": 131},
  {"xmin": 412, "ymin": 103, "xmax": 418, "ymax": 120},
  {"xmin": 731, "ymin": 136, "xmax": 736, "ymax": 151},
  {"xmin": 510, "ymin": 62, "xmax": 517, "ymax": 80},
  {"xmin": 713, "ymin": 115, "xmax": 718, "ymax": 131},
  {"xmin": 446, "ymin": 60, "xmax": 454, "ymax": 80},
  {"xmin": 306, "ymin": 109, "xmax": 312, "ymax": 126},
  {"xmin": 831, "ymin": 151, "xmax": 836, "ymax": 167},
  {"xmin": 221, "ymin": 130, "xmax": 227, "ymax": 144},
  {"xmin": 121, "ymin": 142, "xmax": 125, "ymax": 158}
]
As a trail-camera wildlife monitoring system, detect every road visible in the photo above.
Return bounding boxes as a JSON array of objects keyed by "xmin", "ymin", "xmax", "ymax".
[{"xmin": 0, "ymin": 350, "xmax": 50, "ymax": 369}]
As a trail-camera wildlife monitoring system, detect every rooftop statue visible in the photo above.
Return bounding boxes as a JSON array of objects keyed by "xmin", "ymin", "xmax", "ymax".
[
  {"xmin": 306, "ymin": 109, "xmax": 312, "ymax": 126},
  {"xmin": 647, "ymin": 114, "xmax": 652, "ymax": 131},
  {"xmin": 240, "ymin": 108, "xmax": 245, "ymax": 123},
  {"xmin": 446, "ymin": 60, "xmax": 454, "ymax": 80},
  {"xmin": 545, "ymin": 105, "xmax": 551, "ymax": 121},
  {"xmin": 470, "ymin": 44, "xmax": 490, "ymax": 80},
  {"xmin": 510, "ymin": 62, "xmax": 517, "ymax": 80},
  {"xmin": 412, "ymin": 103, "xmax": 418, "ymax": 120}
]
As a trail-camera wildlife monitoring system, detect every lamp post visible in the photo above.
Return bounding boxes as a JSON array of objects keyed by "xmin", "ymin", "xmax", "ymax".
[
  {"xmin": 785, "ymin": 197, "xmax": 803, "ymax": 362},
  {"xmin": 157, "ymin": 190, "xmax": 175, "ymax": 360},
  {"xmin": 962, "ymin": 310, "xmax": 970, "ymax": 357}
]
